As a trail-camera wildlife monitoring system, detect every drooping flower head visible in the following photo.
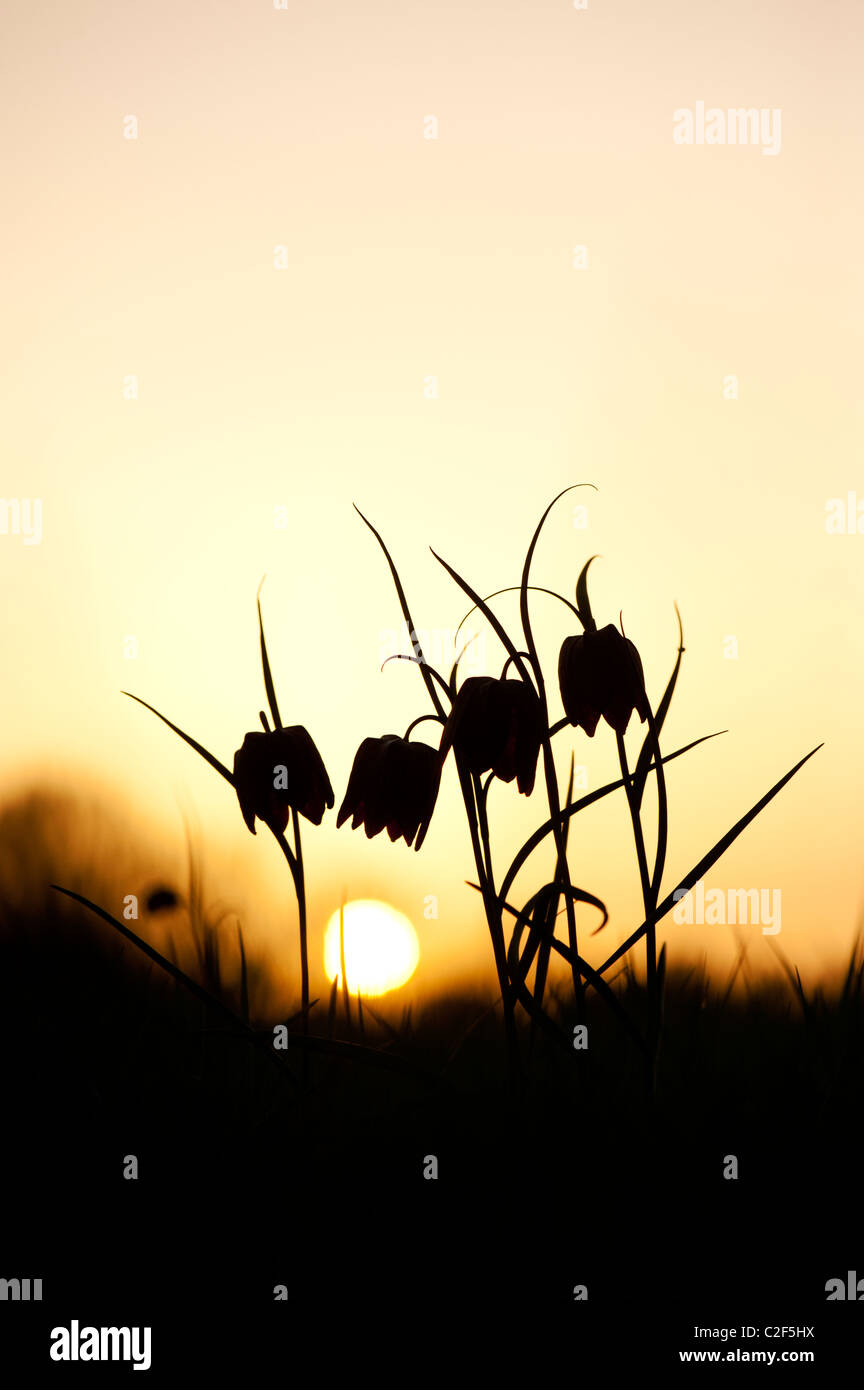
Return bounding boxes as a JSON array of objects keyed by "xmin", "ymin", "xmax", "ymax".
[
  {"xmin": 233, "ymin": 726, "xmax": 334, "ymax": 834},
  {"xmin": 337, "ymin": 734, "xmax": 441, "ymax": 850},
  {"xmin": 439, "ymin": 675, "xmax": 543, "ymax": 795},
  {"xmin": 558, "ymin": 623, "xmax": 648, "ymax": 737}
]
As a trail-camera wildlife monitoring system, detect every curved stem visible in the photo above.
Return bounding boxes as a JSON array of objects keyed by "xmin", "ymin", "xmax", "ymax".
[
  {"xmin": 455, "ymin": 585, "xmax": 582, "ymax": 643},
  {"xmin": 500, "ymin": 651, "xmax": 532, "ymax": 681},
  {"xmin": 381, "ymin": 652, "xmax": 453, "ymax": 702},
  {"xmin": 502, "ymin": 886, "xmax": 647, "ymax": 1056},
  {"xmin": 498, "ymin": 732, "xmax": 723, "ymax": 914},
  {"xmin": 404, "ymin": 712, "xmax": 446, "ymax": 741}
]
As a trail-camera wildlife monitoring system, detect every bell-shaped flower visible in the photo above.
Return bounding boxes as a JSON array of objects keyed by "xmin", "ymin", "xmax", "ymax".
[
  {"xmin": 438, "ymin": 676, "xmax": 543, "ymax": 795},
  {"xmin": 233, "ymin": 726, "xmax": 334, "ymax": 834},
  {"xmin": 337, "ymin": 734, "xmax": 441, "ymax": 850},
  {"xmin": 558, "ymin": 623, "xmax": 649, "ymax": 737}
]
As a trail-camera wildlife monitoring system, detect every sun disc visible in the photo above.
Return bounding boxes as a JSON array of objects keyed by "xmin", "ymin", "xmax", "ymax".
[{"xmin": 323, "ymin": 899, "xmax": 420, "ymax": 997}]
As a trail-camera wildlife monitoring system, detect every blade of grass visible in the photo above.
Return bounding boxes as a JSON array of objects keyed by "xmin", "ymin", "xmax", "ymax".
[
  {"xmin": 430, "ymin": 548, "xmax": 534, "ymax": 690},
  {"xmin": 256, "ymin": 579, "xmax": 282, "ymax": 730},
  {"xmin": 51, "ymin": 885, "xmax": 441, "ymax": 1084},
  {"xmin": 478, "ymin": 882, "xmax": 647, "ymax": 1055},
  {"xmin": 632, "ymin": 604, "xmax": 684, "ymax": 813},
  {"xmin": 765, "ymin": 938, "xmax": 812, "ymax": 1021},
  {"xmin": 499, "ymin": 731, "xmax": 726, "ymax": 909},
  {"xmin": 339, "ymin": 899, "xmax": 351, "ymax": 1028},
  {"xmin": 51, "ymin": 882, "xmax": 296, "ymax": 1087},
  {"xmin": 517, "ymin": 485, "xmax": 596, "ymax": 674},
  {"xmin": 122, "ymin": 692, "xmax": 234, "ymax": 785},
  {"xmin": 327, "ymin": 975, "xmax": 338, "ymax": 1038},
  {"xmin": 354, "ymin": 504, "xmax": 447, "ymax": 721},
  {"xmin": 592, "ymin": 743, "xmax": 823, "ymax": 984},
  {"xmin": 574, "ymin": 555, "xmax": 599, "ymax": 631},
  {"xmin": 237, "ymin": 921, "xmax": 249, "ymax": 1026}
]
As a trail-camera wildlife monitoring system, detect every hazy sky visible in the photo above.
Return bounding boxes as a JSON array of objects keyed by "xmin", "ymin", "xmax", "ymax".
[{"xmin": 2, "ymin": 0, "xmax": 862, "ymax": 1002}]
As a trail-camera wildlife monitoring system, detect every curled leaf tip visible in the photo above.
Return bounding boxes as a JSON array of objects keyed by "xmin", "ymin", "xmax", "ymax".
[{"xmin": 575, "ymin": 555, "xmax": 600, "ymax": 631}]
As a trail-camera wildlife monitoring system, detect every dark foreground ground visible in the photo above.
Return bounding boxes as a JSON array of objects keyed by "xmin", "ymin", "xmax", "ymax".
[{"xmin": 1, "ymin": 887, "xmax": 862, "ymax": 1376}]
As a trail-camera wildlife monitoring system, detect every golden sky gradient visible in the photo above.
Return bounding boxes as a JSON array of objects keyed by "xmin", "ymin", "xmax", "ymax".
[{"xmin": 2, "ymin": 0, "xmax": 862, "ymax": 1003}]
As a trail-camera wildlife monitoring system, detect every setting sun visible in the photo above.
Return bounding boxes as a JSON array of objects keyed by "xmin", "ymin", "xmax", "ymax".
[{"xmin": 323, "ymin": 899, "xmax": 420, "ymax": 998}]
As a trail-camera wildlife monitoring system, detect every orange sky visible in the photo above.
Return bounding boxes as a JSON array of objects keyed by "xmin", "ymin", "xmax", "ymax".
[{"xmin": 1, "ymin": 0, "xmax": 862, "ymax": 1003}]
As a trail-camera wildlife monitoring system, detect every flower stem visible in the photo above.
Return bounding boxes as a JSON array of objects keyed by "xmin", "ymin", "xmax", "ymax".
[
  {"xmin": 643, "ymin": 706, "xmax": 669, "ymax": 1085},
  {"xmin": 616, "ymin": 726, "xmax": 669, "ymax": 1096},
  {"xmin": 616, "ymin": 731, "xmax": 655, "ymax": 993},
  {"xmin": 456, "ymin": 758, "xmax": 519, "ymax": 1093},
  {"xmin": 274, "ymin": 816, "xmax": 310, "ymax": 1086},
  {"xmin": 291, "ymin": 808, "xmax": 309, "ymax": 1022},
  {"xmin": 539, "ymin": 734, "xmax": 585, "ymax": 1023}
]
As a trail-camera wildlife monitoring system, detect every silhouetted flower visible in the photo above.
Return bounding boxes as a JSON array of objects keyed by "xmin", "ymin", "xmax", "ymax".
[
  {"xmin": 233, "ymin": 726, "xmax": 333, "ymax": 834},
  {"xmin": 558, "ymin": 623, "xmax": 649, "ymax": 736},
  {"xmin": 337, "ymin": 735, "xmax": 440, "ymax": 850},
  {"xmin": 439, "ymin": 676, "xmax": 543, "ymax": 795},
  {"xmin": 145, "ymin": 886, "xmax": 180, "ymax": 913}
]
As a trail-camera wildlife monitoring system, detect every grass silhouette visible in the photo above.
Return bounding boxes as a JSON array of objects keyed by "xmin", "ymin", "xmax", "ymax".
[{"xmin": 2, "ymin": 796, "xmax": 861, "ymax": 1340}]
